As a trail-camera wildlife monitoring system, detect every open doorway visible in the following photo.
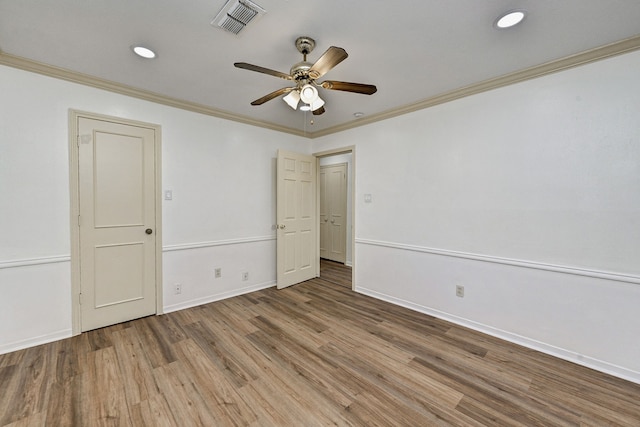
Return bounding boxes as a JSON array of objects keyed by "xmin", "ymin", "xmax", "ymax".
[{"xmin": 314, "ymin": 147, "xmax": 354, "ymax": 290}]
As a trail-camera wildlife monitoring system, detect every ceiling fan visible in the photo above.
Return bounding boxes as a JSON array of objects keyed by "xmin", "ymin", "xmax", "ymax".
[{"xmin": 234, "ymin": 36, "xmax": 377, "ymax": 116}]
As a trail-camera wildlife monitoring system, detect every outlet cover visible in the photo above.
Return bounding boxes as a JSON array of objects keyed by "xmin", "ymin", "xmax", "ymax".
[
  {"xmin": 242, "ymin": 272, "xmax": 249, "ymax": 281},
  {"xmin": 215, "ymin": 268, "xmax": 221, "ymax": 278},
  {"xmin": 456, "ymin": 285, "xmax": 464, "ymax": 298},
  {"xmin": 175, "ymin": 283, "xmax": 182, "ymax": 294}
]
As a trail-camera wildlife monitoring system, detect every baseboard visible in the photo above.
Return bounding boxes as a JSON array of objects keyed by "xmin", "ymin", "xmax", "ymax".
[
  {"xmin": 0, "ymin": 329, "xmax": 72, "ymax": 355},
  {"xmin": 356, "ymin": 286, "xmax": 640, "ymax": 385},
  {"xmin": 163, "ymin": 280, "xmax": 276, "ymax": 314}
]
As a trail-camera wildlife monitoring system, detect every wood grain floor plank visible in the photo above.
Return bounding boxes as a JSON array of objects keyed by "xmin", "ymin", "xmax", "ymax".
[
  {"xmin": 110, "ymin": 327, "xmax": 160, "ymax": 405},
  {"xmin": 213, "ymin": 299, "xmax": 261, "ymax": 336},
  {"xmin": 0, "ymin": 345, "xmax": 52, "ymax": 426},
  {"xmin": 245, "ymin": 327, "xmax": 356, "ymax": 410},
  {"xmin": 410, "ymin": 355, "xmax": 582, "ymax": 426},
  {"xmin": 133, "ymin": 392, "xmax": 179, "ymax": 427},
  {"xmin": 151, "ymin": 361, "xmax": 218, "ymax": 427},
  {"xmin": 87, "ymin": 346, "xmax": 134, "ymax": 426},
  {"xmin": 43, "ymin": 376, "xmax": 82, "ymax": 426},
  {"xmin": 172, "ymin": 338, "xmax": 257, "ymax": 426},
  {"xmin": 133, "ymin": 316, "xmax": 178, "ymax": 369}
]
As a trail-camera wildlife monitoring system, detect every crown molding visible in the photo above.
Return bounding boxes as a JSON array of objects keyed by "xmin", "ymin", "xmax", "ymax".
[
  {"xmin": 310, "ymin": 34, "xmax": 640, "ymax": 138},
  {"xmin": 2, "ymin": 33, "xmax": 640, "ymax": 139},
  {"xmin": 0, "ymin": 51, "xmax": 305, "ymax": 137}
]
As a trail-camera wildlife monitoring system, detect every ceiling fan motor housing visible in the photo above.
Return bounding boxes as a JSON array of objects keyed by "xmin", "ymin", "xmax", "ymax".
[
  {"xmin": 291, "ymin": 37, "xmax": 316, "ymax": 83},
  {"xmin": 295, "ymin": 36, "xmax": 315, "ymax": 55},
  {"xmin": 290, "ymin": 61, "xmax": 312, "ymax": 82}
]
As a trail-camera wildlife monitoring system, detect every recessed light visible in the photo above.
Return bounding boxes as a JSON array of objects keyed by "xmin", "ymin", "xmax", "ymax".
[
  {"xmin": 132, "ymin": 45, "xmax": 156, "ymax": 59},
  {"xmin": 353, "ymin": 112, "xmax": 364, "ymax": 118},
  {"xmin": 494, "ymin": 10, "xmax": 527, "ymax": 29}
]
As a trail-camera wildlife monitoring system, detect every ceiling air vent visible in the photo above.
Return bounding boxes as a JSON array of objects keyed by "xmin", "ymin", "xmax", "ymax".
[{"xmin": 212, "ymin": 0, "xmax": 266, "ymax": 35}]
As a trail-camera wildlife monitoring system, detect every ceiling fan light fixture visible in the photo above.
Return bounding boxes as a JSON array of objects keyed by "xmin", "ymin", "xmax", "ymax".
[
  {"xmin": 299, "ymin": 84, "xmax": 319, "ymax": 104},
  {"xmin": 283, "ymin": 90, "xmax": 300, "ymax": 109},
  {"xmin": 299, "ymin": 104, "xmax": 311, "ymax": 111},
  {"xmin": 494, "ymin": 10, "xmax": 527, "ymax": 29},
  {"xmin": 310, "ymin": 96, "xmax": 325, "ymax": 112}
]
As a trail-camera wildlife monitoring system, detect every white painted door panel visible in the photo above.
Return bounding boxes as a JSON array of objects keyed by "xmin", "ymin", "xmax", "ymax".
[
  {"xmin": 319, "ymin": 163, "xmax": 347, "ymax": 263},
  {"xmin": 78, "ymin": 117, "xmax": 157, "ymax": 331},
  {"xmin": 277, "ymin": 150, "xmax": 317, "ymax": 289}
]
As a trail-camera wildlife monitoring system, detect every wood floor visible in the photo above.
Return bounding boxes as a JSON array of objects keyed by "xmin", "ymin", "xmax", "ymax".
[{"xmin": 1, "ymin": 261, "xmax": 639, "ymax": 426}]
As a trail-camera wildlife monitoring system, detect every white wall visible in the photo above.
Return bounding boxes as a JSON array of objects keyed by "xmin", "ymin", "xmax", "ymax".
[
  {"xmin": 0, "ymin": 65, "xmax": 310, "ymax": 353},
  {"xmin": 314, "ymin": 50, "xmax": 640, "ymax": 383},
  {"xmin": 2, "ymin": 49, "xmax": 639, "ymax": 384},
  {"xmin": 319, "ymin": 153, "xmax": 353, "ymax": 265}
]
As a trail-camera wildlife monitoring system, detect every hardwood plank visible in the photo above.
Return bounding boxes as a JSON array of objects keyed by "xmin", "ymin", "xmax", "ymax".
[
  {"xmin": 133, "ymin": 316, "xmax": 177, "ymax": 369},
  {"xmin": 171, "ymin": 339, "xmax": 256, "ymax": 426},
  {"xmin": 180, "ymin": 320, "xmax": 253, "ymax": 388},
  {"xmin": 110, "ymin": 327, "xmax": 160, "ymax": 405},
  {"xmin": 82, "ymin": 346, "xmax": 133, "ymax": 426},
  {"xmin": 133, "ymin": 393, "xmax": 178, "ymax": 427},
  {"xmin": 151, "ymin": 361, "xmax": 217, "ymax": 426},
  {"xmin": 0, "ymin": 345, "xmax": 52, "ymax": 426}
]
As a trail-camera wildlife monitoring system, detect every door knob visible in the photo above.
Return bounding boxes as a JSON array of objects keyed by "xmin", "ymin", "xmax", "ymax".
[
  {"xmin": 331, "ymin": 219, "xmax": 335, "ymax": 223},
  {"xmin": 278, "ymin": 224, "xmax": 286, "ymax": 229},
  {"xmin": 145, "ymin": 228, "xmax": 153, "ymax": 234}
]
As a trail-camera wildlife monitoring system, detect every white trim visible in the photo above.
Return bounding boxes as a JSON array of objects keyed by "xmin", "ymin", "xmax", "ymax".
[
  {"xmin": 0, "ymin": 255, "xmax": 71, "ymax": 269},
  {"xmin": 69, "ymin": 110, "xmax": 163, "ymax": 334},
  {"xmin": 0, "ymin": 329, "xmax": 72, "ymax": 355},
  {"xmin": 314, "ymin": 146, "xmax": 357, "ymax": 290},
  {"xmin": 163, "ymin": 235, "xmax": 275, "ymax": 252},
  {"xmin": 0, "ymin": 236, "xmax": 278, "ymax": 269},
  {"xmin": 355, "ymin": 286, "xmax": 640, "ymax": 385},
  {"xmin": 2, "ymin": 36, "xmax": 639, "ymax": 138},
  {"xmin": 163, "ymin": 280, "xmax": 275, "ymax": 313},
  {"xmin": 356, "ymin": 238, "xmax": 640, "ymax": 285}
]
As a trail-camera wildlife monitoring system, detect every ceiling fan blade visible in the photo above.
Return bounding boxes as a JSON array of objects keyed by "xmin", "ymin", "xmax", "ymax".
[
  {"xmin": 308, "ymin": 47, "xmax": 348, "ymax": 79},
  {"xmin": 234, "ymin": 62, "xmax": 293, "ymax": 80},
  {"xmin": 250, "ymin": 87, "xmax": 295, "ymax": 106},
  {"xmin": 321, "ymin": 80, "xmax": 377, "ymax": 95},
  {"xmin": 312, "ymin": 106, "xmax": 326, "ymax": 116}
]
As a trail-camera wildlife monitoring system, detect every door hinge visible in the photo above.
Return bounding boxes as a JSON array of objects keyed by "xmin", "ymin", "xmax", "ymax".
[
  {"xmin": 78, "ymin": 215, "xmax": 81, "ymax": 227},
  {"xmin": 78, "ymin": 293, "xmax": 82, "ymax": 305}
]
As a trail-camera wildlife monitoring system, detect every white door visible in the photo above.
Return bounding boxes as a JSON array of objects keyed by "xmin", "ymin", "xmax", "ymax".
[
  {"xmin": 276, "ymin": 150, "xmax": 317, "ymax": 289},
  {"xmin": 320, "ymin": 163, "xmax": 347, "ymax": 263},
  {"xmin": 77, "ymin": 116, "xmax": 158, "ymax": 331}
]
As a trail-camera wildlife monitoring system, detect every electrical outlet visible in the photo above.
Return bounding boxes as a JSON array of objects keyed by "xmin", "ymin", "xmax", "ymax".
[
  {"xmin": 242, "ymin": 272, "xmax": 249, "ymax": 281},
  {"xmin": 456, "ymin": 285, "xmax": 464, "ymax": 298},
  {"xmin": 215, "ymin": 268, "xmax": 221, "ymax": 278},
  {"xmin": 175, "ymin": 283, "xmax": 182, "ymax": 295}
]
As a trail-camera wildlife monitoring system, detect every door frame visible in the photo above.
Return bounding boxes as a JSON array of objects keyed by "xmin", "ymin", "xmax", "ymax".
[
  {"xmin": 68, "ymin": 109, "xmax": 163, "ymax": 335},
  {"xmin": 313, "ymin": 146, "xmax": 356, "ymax": 290}
]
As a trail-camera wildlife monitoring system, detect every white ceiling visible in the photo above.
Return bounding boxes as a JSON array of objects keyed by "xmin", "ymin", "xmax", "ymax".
[{"xmin": 1, "ymin": 0, "xmax": 639, "ymax": 135}]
